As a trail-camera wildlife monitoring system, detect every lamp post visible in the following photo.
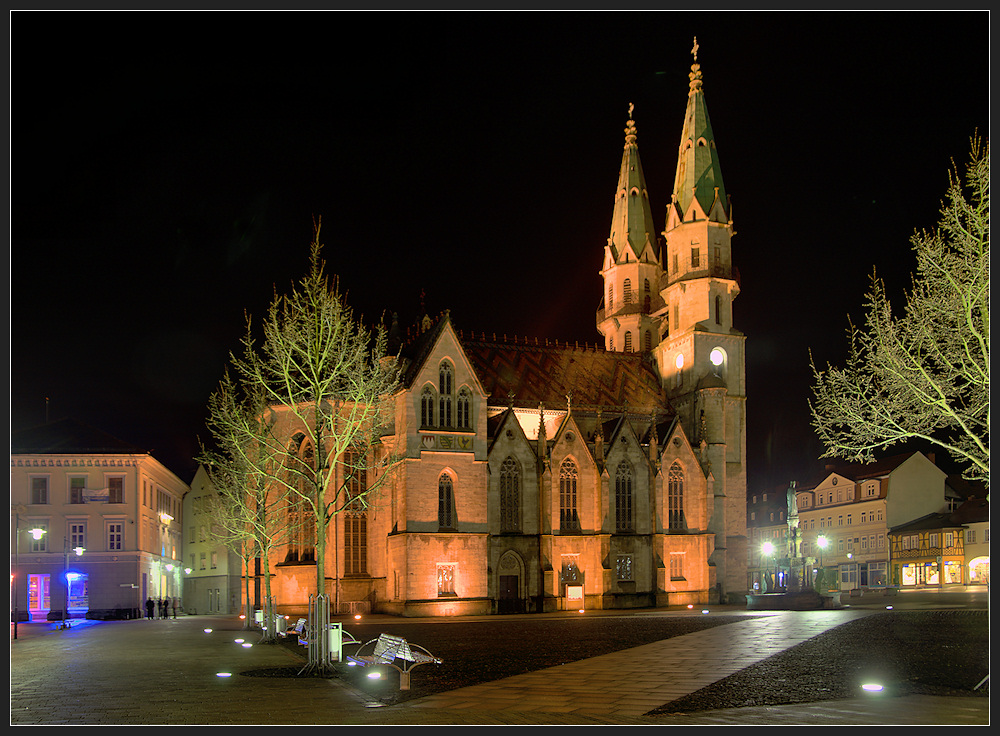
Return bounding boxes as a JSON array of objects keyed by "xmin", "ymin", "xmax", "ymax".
[
  {"xmin": 816, "ymin": 535, "xmax": 829, "ymax": 590},
  {"xmin": 761, "ymin": 541, "xmax": 776, "ymax": 592},
  {"xmin": 13, "ymin": 516, "xmax": 47, "ymax": 640},
  {"xmin": 61, "ymin": 541, "xmax": 85, "ymax": 629}
]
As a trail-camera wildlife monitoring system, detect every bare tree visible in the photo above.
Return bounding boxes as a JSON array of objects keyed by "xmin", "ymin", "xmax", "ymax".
[
  {"xmin": 810, "ymin": 139, "xmax": 989, "ymax": 486},
  {"xmin": 212, "ymin": 218, "xmax": 401, "ymax": 672},
  {"xmin": 200, "ymin": 371, "xmax": 301, "ymax": 642}
]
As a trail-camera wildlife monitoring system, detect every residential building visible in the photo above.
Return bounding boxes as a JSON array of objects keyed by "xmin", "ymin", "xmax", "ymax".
[
  {"xmin": 181, "ymin": 465, "xmax": 243, "ymax": 614},
  {"xmin": 747, "ymin": 452, "xmax": 949, "ymax": 592},
  {"xmin": 889, "ymin": 512, "xmax": 968, "ymax": 587},
  {"xmin": 10, "ymin": 418, "xmax": 189, "ymax": 621}
]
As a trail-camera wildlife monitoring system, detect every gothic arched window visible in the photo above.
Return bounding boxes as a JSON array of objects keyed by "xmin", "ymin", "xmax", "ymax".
[
  {"xmin": 438, "ymin": 362, "xmax": 453, "ymax": 428},
  {"xmin": 420, "ymin": 386, "xmax": 435, "ymax": 427},
  {"xmin": 499, "ymin": 456, "xmax": 520, "ymax": 532},
  {"xmin": 668, "ymin": 461, "xmax": 686, "ymax": 530},
  {"xmin": 343, "ymin": 447, "xmax": 368, "ymax": 576},
  {"xmin": 559, "ymin": 459, "xmax": 579, "ymax": 532},
  {"xmin": 438, "ymin": 473, "xmax": 455, "ymax": 529},
  {"xmin": 615, "ymin": 460, "xmax": 633, "ymax": 532},
  {"xmin": 457, "ymin": 388, "xmax": 472, "ymax": 430},
  {"xmin": 623, "ymin": 278, "xmax": 632, "ymax": 305},
  {"xmin": 286, "ymin": 438, "xmax": 315, "ymax": 563}
]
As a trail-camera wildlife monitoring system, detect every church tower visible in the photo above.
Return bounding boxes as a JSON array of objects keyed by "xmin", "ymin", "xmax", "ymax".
[
  {"xmin": 654, "ymin": 39, "xmax": 747, "ymax": 599},
  {"xmin": 597, "ymin": 105, "xmax": 664, "ymax": 355}
]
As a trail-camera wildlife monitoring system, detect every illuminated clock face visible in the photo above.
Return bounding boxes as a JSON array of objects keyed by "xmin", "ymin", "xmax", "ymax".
[
  {"xmin": 710, "ymin": 348, "xmax": 724, "ymax": 366},
  {"xmin": 675, "ymin": 353, "xmax": 684, "ymax": 370}
]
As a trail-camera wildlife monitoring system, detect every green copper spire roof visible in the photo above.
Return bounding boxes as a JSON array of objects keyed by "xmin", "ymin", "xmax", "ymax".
[
  {"xmin": 671, "ymin": 38, "xmax": 728, "ymax": 222},
  {"xmin": 608, "ymin": 103, "xmax": 658, "ymax": 262}
]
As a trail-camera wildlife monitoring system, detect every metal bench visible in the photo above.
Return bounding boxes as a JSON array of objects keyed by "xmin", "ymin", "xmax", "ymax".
[
  {"xmin": 286, "ymin": 618, "xmax": 308, "ymax": 645},
  {"xmin": 347, "ymin": 633, "xmax": 442, "ymax": 690}
]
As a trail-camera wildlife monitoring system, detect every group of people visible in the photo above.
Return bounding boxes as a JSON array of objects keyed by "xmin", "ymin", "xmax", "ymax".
[{"xmin": 145, "ymin": 596, "xmax": 179, "ymax": 619}]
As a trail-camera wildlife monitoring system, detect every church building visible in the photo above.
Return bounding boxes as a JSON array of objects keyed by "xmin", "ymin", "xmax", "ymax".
[{"xmin": 265, "ymin": 45, "xmax": 748, "ymax": 616}]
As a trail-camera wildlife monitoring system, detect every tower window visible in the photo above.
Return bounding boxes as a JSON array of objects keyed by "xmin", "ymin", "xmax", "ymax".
[
  {"xmin": 623, "ymin": 278, "xmax": 632, "ymax": 305},
  {"xmin": 644, "ymin": 330, "xmax": 652, "ymax": 353},
  {"xmin": 438, "ymin": 474, "xmax": 455, "ymax": 529},
  {"xmin": 691, "ymin": 248, "xmax": 700, "ymax": 268},
  {"xmin": 624, "ymin": 331, "xmax": 632, "ymax": 353},
  {"xmin": 715, "ymin": 295, "xmax": 722, "ymax": 325},
  {"xmin": 608, "ymin": 284, "xmax": 613, "ymax": 311}
]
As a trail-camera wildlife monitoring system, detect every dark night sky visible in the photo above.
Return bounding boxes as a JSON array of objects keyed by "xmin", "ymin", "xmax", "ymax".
[{"xmin": 10, "ymin": 11, "xmax": 989, "ymax": 488}]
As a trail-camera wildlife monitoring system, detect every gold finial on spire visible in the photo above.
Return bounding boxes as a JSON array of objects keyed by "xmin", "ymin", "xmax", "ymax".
[
  {"xmin": 688, "ymin": 38, "xmax": 703, "ymax": 96},
  {"xmin": 624, "ymin": 102, "xmax": 638, "ymax": 149}
]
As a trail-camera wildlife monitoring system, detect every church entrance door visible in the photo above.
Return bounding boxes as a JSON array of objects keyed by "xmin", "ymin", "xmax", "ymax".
[{"xmin": 498, "ymin": 574, "xmax": 520, "ymax": 614}]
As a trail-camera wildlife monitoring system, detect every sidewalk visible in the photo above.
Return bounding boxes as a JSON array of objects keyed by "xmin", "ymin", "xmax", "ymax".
[{"xmin": 10, "ymin": 608, "xmax": 989, "ymax": 725}]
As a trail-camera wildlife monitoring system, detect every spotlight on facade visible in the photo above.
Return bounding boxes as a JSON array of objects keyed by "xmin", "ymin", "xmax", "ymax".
[
  {"xmin": 354, "ymin": 614, "xmax": 362, "ymax": 620},
  {"xmin": 687, "ymin": 604, "xmax": 694, "ymax": 609},
  {"xmin": 578, "ymin": 609, "xmax": 585, "ymax": 614}
]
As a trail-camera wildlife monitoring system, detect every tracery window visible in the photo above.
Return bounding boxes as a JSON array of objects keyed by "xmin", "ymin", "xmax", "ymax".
[
  {"xmin": 615, "ymin": 460, "xmax": 633, "ymax": 532},
  {"xmin": 668, "ymin": 461, "xmax": 686, "ymax": 530},
  {"xmin": 438, "ymin": 473, "xmax": 455, "ymax": 529},
  {"xmin": 559, "ymin": 459, "xmax": 580, "ymax": 532},
  {"xmin": 457, "ymin": 388, "xmax": 472, "ymax": 429},
  {"xmin": 420, "ymin": 386, "xmax": 435, "ymax": 427},
  {"xmin": 343, "ymin": 448, "xmax": 367, "ymax": 575},
  {"xmin": 499, "ymin": 456, "xmax": 521, "ymax": 532},
  {"xmin": 439, "ymin": 362, "xmax": 453, "ymax": 428}
]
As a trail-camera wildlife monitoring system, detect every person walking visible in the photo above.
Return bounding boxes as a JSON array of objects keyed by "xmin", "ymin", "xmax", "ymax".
[{"xmin": 145, "ymin": 597, "xmax": 155, "ymax": 620}]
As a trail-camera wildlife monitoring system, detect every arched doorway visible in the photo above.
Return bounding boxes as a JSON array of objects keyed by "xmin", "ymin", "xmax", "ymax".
[{"xmin": 497, "ymin": 550, "xmax": 525, "ymax": 614}]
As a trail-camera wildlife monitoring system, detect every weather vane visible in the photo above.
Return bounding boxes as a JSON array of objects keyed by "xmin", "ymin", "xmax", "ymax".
[
  {"xmin": 628, "ymin": 102, "xmax": 634, "ymax": 118},
  {"xmin": 692, "ymin": 36, "xmax": 699, "ymax": 62}
]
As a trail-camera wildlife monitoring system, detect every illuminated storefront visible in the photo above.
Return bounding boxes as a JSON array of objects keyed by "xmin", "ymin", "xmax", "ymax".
[{"xmin": 889, "ymin": 513, "xmax": 967, "ymax": 588}]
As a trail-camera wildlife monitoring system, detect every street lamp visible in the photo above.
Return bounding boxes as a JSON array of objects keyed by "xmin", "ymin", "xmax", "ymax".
[
  {"xmin": 13, "ymin": 519, "xmax": 46, "ymax": 640},
  {"xmin": 761, "ymin": 541, "xmax": 776, "ymax": 592},
  {"xmin": 815, "ymin": 535, "xmax": 829, "ymax": 591},
  {"xmin": 61, "ymin": 540, "xmax": 85, "ymax": 629}
]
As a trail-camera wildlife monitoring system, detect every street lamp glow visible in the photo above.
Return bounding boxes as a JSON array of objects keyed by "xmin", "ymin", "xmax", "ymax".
[
  {"xmin": 761, "ymin": 541, "xmax": 775, "ymax": 556},
  {"xmin": 817, "ymin": 535, "xmax": 828, "ymax": 550},
  {"xmin": 28, "ymin": 528, "xmax": 46, "ymax": 540}
]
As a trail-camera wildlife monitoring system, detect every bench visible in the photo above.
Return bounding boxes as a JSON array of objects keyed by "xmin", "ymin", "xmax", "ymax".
[
  {"xmin": 287, "ymin": 618, "xmax": 308, "ymax": 645},
  {"xmin": 347, "ymin": 633, "xmax": 442, "ymax": 690}
]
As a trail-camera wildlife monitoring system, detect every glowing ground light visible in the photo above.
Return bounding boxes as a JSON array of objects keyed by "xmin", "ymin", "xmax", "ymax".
[
  {"xmin": 204, "ymin": 628, "xmax": 213, "ymax": 633},
  {"xmin": 354, "ymin": 614, "xmax": 362, "ymax": 620},
  {"xmin": 687, "ymin": 604, "xmax": 694, "ymax": 609},
  {"xmin": 242, "ymin": 643, "xmax": 252, "ymax": 648},
  {"xmin": 702, "ymin": 610, "xmax": 709, "ymax": 614},
  {"xmin": 234, "ymin": 638, "xmax": 244, "ymax": 643},
  {"xmin": 578, "ymin": 609, "xmax": 585, "ymax": 613},
  {"xmin": 861, "ymin": 683, "xmax": 884, "ymax": 692},
  {"xmin": 217, "ymin": 672, "xmax": 233, "ymax": 678},
  {"xmin": 367, "ymin": 671, "xmax": 382, "ymax": 679},
  {"xmin": 886, "ymin": 605, "xmax": 894, "ymax": 610}
]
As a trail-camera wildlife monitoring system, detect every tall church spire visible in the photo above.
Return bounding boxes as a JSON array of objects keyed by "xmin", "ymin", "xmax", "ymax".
[
  {"xmin": 597, "ymin": 105, "xmax": 663, "ymax": 354},
  {"xmin": 669, "ymin": 37, "xmax": 729, "ymax": 225}
]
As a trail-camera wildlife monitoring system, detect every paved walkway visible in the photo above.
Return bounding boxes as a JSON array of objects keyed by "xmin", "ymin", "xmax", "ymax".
[{"xmin": 10, "ymin": 605, "xmax": 989, "ymax": 725}]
